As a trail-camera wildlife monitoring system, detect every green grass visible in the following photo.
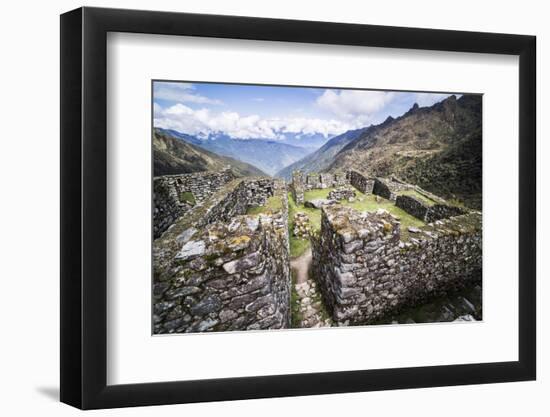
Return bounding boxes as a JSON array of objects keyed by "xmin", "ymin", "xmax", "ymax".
[
  {"xmin": 297, "ymin": 187, "xmax": 426, "ymax": 242},
  {"xmin": 342, "ymin": 191, "xmax": 425, "ymax": 241},
  {"xmin": 303, "ymin": 188, "xmax": 332, "ymax": 201},
  {"xmin": 179, "ymin": 191, "xmax": 196, "ymax": 206},
  {"xmin": 287, "ymin": 192, "xmax": 318, "ymax": 258},
  {"xmin": 290, "ymin": 237, "xmax": 310, "ymax": 258},
  {"xmin": 396, "ymin": 189, "xmax": 437, "ymax": 206},
  {"xmin": 246, "ymin": 195, "xmax": 283, "ymax": 215}
]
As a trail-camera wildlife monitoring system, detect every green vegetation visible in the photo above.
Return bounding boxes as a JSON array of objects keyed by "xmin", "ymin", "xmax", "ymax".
[
  {"xmin": 396, "ymin": 189, "xmax": 436, "ymax": 206},
  {"xmin": 290, "ymin": 186, "xmax": 427, "ymax": 244},
  {"xmin": 290, "ymin": 237, "xmax": 310, "ymax": 259},
  {"xmin": 342, "ymin": 190, "xmax": 425, "ymax": 241},
  {"xmin": 179, "ymin": 191, "xmax": 196, "ymax": 206},
  {"xmin": 153, "ymin": 128, "xmax": 267, "ymax": 177},
  {"xmin": 303, "ymin": 188, "xmax": 331, "ymax": 201},
  {"xmin": 287, "ymin": 192, "xmax": 320, "ymax": 258},
  {"xmin": 246, "ymin": 195, "xmax": 283, "ymax": 215}
]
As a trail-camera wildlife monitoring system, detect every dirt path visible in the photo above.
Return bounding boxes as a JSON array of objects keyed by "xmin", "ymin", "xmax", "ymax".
[{"xmin": 290, "ymin": 247, "xmax": 312, "ymax": 284}]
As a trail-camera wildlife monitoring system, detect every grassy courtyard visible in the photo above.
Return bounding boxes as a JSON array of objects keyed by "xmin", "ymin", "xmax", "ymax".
[{"xmin": 288, "ymin": 186, "xmax": 426, "ymax": 257}]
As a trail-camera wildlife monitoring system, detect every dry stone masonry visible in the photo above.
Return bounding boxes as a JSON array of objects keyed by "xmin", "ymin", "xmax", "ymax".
[
  {"xmin": 153, "ymin": 177, "xmax": 290, "ymax": 333},
  {"xmin": 291, "ymin": 171, "xmax": 350, "ymax": 203},
  {"xmin": 311, "ymin": 205, "xmax": 482, "ymax": 325},
  {"xmin": 372, "ymin": 177, "xmax": 414, "ymax": 201},
  {"xmin": 153, "ymin": 168, "xmax": 235, "ymax": 238},
  {"xmin": 293, "ymin": 212, "xmax": 311, "ymax": 238},
  {"xmin": 347, "ymin": 170, "xmax": 375, "ymax": 194},
  {"xmin": 153, "ymin": 166, "xmax": 482, "ymax": 333},
  {"xmin": 328, "ymin": 187, "xmax": 356, "ymax": 202},
  {"xmin": 396, "ymin": 194, "xmax": 467, "ymax": 223},
  {"xmin": 291, "ymin": 170, "xmax": 305, "ymax": 205}
]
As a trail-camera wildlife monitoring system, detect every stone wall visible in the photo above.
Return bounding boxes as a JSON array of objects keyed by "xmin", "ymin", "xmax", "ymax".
[
  {"xmin": 347, "ymin": 170, "xmax": 375, "ymax": 194},
  {"xmin": 153, "ymin": 177, "xmax": 290, "ymax": 333},
  {"xmin": 306, "ymin": 173, "xmax": 321, "ymax": 189},
  {"xmin": 300, "ymin": 172, "xmax": 349, "ymax": 191},
  {"xmin": 372, "ymin": 177, "xmax": 413, "ymax": 201},
  {"xmin": 291, "ymin": 170, "xmax": 305, "ymax": 205},
  {"xmin": 328, "ymin": 187, "xmax": 356, "ymax": 201},
  {"xmin": 395, "ymin": 195, "xmax": 467, "ymax": 222},
  {"xmin": 425, "ymin": 204, "xmax": 467, "ymax": 223},
  {"xmin": 395, "ymin": 195, "xmax": 430, "ymax": 221},
  {"xmin": 311, "ymin": 205, "xmax": 482, "ymax": 325},
  {"xmin": 153, "ymin": 168, "xmax": 235, "ymax": 238}
]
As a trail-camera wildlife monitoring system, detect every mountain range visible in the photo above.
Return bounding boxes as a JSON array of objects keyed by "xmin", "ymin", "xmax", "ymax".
[
  {"xmin": 153, "ymin": 129, "xmax": 266, "ymax": 177},
  {"xmin": 276, "ymin": 94, "xmax": 482, "ymax": 208},
  {"xmin": 154, "ymin": 94, "xmax": 482, "ymax": 209},
  {"xmin": 156, "ymin": 128, "xmax": 317, "ymax": 175}
]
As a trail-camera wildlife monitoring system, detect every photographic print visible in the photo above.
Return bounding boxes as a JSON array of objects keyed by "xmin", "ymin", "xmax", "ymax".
[{"xmin": 152, "ymin": 81, "xmax": 482, "ymax": 334}]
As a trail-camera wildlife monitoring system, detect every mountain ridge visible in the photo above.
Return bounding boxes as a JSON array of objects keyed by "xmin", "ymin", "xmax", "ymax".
[
  {"xmin": 278, "ymin": 94, "xmax": 482, "ymax": 208},
  {"xmin": 153, "ymin": 128, "xmax": 267, "ymax": 177},
  {"xmin": 156, "ymin": 128, "xmax": 313, "ymax": 175}
]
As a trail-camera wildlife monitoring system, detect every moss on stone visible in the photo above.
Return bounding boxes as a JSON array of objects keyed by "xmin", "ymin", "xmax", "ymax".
[
  {"xmin": 179, "ymin": 191, "xmax": 196, "ymax": 206},
  {"xmin": 247, "ymin": 195, "xmax": 284, "ymax": 215}
]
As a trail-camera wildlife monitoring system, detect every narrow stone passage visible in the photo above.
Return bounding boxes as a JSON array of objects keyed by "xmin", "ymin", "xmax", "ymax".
[
  {"xmin": 290, "ymin": 248, "xmax": 312, "ymax": 284},
  {"xmin": 291, "ymin": 248, "xmax": 333, "ymax": 328},
  {"xmin": 293, "ymin": 280, "xmax": 333, "ymax": 328}
]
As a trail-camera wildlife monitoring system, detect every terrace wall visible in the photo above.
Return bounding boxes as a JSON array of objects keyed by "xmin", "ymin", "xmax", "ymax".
[
  {"xmin": 153, "ymin": 178, "xmax": 290, "ymax": 333},
  {"xmin": 311, "ymin": 205, "xmax": 482, "ymax": 325},
  {"xmin": 372, "ymin": 177, "xmax": 414, "ymax": 200},
  {"xmin": 395, "ymin": 195, "xmax": 467, "ymax": 222},
  {"xmin": 153, "ymin": 168, "xmax": 235, "ymax": 238}
]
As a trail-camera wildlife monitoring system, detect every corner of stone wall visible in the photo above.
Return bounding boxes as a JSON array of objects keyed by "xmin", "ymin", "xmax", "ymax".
[
  {"xmin": 311, "ymin": 204, "xmax": 482, "ymax": 326},
  {"xmin": 153, "ymin": 177, "xmax": 291, "ymax": 333}
]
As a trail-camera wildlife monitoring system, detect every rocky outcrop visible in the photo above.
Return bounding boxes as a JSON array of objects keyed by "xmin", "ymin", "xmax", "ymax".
[
  {"xmin": 305, "ymin": 199, "xmax": 336, "ymax": 209},
  {"xmin": 311, "ymin": 205, "xmax": 482, "ymax": 326},
  {"xmin": 153, "ymin": 178, "xmax": 290, "ymax": 333}
]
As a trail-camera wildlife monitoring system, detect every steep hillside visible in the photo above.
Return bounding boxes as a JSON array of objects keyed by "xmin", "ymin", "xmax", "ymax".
[
  {"xmin": 275, "ymin": 127, "xmax": 369, "ymax": 179},
  {"xmin": 328, "ymin": 95, "xmax": 482, "ymax": 208},
  {"xmin": 153, "ymin": 129, "xmax": 267, "ymax": 177},
  {"xmin": 156, "ymin": 128, "xmax": 312, "ymax": 176},
  {"xmin": 280, "ymin": 94, "xmax": 482, "ymax": 208}
]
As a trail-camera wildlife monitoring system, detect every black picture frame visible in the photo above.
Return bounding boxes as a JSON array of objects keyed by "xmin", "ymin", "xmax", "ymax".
[{"xmin": 60, "ymin": 6, "xmax": 536, "ymax": 410}]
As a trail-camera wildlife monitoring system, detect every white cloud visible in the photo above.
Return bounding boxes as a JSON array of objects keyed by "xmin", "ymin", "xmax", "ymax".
[
  {"xmin": 316, "ymin": 89, "xmax": 396, "ymax": 120},
  {"xmin": 154, "ymin": 82, "xmax": 223, "ymax": 105},
  {"xmin": 154, "ymin": 103, "xmax": 353, "ymax": 139}
]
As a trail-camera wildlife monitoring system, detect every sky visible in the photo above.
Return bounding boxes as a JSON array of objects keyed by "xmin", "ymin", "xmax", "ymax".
[{"xmin": 153, "ymin": 81, "xmax": 458, "ymax": 140}]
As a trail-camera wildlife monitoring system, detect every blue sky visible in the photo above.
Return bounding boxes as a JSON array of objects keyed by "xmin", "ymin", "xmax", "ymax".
[{"xmin": 153, "ymin": 81, "xmax": 458, "ymax": 140}]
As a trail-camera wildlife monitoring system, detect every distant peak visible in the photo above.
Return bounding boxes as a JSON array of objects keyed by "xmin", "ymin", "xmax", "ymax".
[
  {"xmin": 382, "ymin": 115, "xmax": 394, "ymax": 125},
  {"xmin": 404, "ymin": 102, "xmax": 420, "ymax": 116}
]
